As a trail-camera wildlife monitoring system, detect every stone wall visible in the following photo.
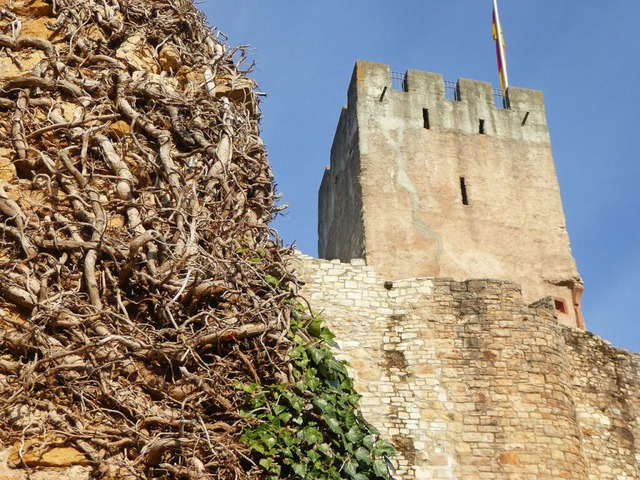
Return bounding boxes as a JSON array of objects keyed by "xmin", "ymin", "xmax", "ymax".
[{"xmin": 292, "ymin": 253, "xmax": 640, "ymax": 480}]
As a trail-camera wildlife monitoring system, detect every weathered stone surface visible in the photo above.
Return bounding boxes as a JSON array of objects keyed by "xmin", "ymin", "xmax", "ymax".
[
  {"xmin": 0, "ymin": 50, "xmax": 46, "ymax": 81},
  {"xmin": 12, "ymin": 0, "xmax": 53, "ymax": 17},
  {"xmin": 8, "ymin": 438, "xmax": 89, "ymax": 468},
  {"xmin": 158, "ymin": 44, "xmax": 181, "ymax": 72},
  {"xmin": 0, "ymin": 150, "xmax": 17, "ymax": 183},
  {"xmin": 319, "ymin": 61, "xmax": 584, "ymax": 329},
  {"xmin": 214, "ymin": 75, "xmax": 256, "ymax": 114},
  {"xmin": 0, "ymin": 447, "xmax": 90, "ymax": 480},
  {"xmin": 18, "ymin": 17, "xmax": 53, "ymax": 38},
  {"xmin": 497, "ymin": 452, "xmax": 521, "ymax": 465},
  {"xmin": 115, "ymin": 35, "xmax": 159, "ymax": 73},
  {"xmin": 294, "ymin": 253, "xmax": 640, "ymax": 480},
  {"xmin": 107, "ymin": 120, "xmax": 132, "ymax": 139}
]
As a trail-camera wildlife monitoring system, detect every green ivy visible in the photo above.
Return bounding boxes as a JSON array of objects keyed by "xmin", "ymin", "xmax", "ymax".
[{"xmin": 239, "ymin": 307, "xmax": 397, "ymax": 479}]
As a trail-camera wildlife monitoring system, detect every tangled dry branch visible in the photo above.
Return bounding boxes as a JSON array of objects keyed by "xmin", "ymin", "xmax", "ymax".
[{"xmin": 0, "ymin": 0, "xmax": 296, "ymax": 478}]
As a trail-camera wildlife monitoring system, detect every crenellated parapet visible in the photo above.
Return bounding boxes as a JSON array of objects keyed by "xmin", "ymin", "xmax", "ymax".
[{"xmin": 347, "ymin": 60, "xmax": 550, "ymax": 143}]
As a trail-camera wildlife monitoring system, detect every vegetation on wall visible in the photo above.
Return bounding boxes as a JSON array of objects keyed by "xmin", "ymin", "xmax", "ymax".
[
  {"xmin": 0, "ymin": 0, "xmax": 395, "ymax": 478},
  {"xmin": 240, "ymin": 307, "xmax": 396, "ymax": 479}
]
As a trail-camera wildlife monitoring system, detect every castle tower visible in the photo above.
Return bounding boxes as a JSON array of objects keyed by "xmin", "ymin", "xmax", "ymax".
[{"xmin": 319, "ymin": 61, "xmax": 584, "ymax": 328}]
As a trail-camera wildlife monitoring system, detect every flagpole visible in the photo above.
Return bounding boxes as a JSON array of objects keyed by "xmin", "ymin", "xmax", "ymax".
[{"xmin": 492, "ymin": 0, "xmax": 509, "ymax": 90}]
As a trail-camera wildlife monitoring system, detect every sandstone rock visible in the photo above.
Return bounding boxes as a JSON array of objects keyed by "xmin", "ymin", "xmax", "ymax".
[
  {"xmin": 115, "ymin": 35, "xmax": 159, "ymax": 73},
  {"xmin": 107, "ymin": 120, "xmax": 131, "ymax": 139},
  {"xmin": 175, "ymin": 66, "xmax": 205, "ymax": 97},
  {"xmin": 158, "ymin": 44, "xmax": 181, "ymax": 72},
  {"xmin": 19, "ymin": 17, "xmax": 53, "ymax": 39},
  {"xmin": 8, "ymin": 438, "xmax": 89, "ymax": 468},
  {"xmin": 0, "ymin": 149, "xmax": 17, "ymax": 183},
  {"xmin": 0, "ymin": 50, "xmax": 46, "ymax": 81},
  {"xmin": 13, "ymin": 0, "xmax": 52, "ymax": 17},
  {"xmin": 214, "ymin": 75, "xmax": 255, "ymax": 107}
]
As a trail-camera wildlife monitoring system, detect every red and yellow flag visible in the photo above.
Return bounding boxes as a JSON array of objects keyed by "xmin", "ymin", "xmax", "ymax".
[{"xmin": 492, "ymin": 0, "xmax": 509, "ymax": 91}]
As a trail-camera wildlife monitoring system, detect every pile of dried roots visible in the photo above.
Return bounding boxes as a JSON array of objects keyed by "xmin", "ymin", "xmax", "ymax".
[{"xmin": 0, "ymin": 0, "xmax": 297, "ymax": 477}]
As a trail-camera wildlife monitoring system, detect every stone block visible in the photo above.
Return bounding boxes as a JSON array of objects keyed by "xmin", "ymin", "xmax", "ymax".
[
  {"xmin": 158, "ymin": 44, "xmax": 181, "ymax": 72},
  {"xmin": 115, "ymin": 35, "xmax": 159, "ymax": 73},
  {"xmin": 8, "ymin": 438, "xmax": 89, "ymax": 468},
  {"xmin": 0, "ymin": 49, "xmax": 46, "ymax": 81},
  {"xmin": 12, "ymin": 0, "xmax": 53, "ymax": 16}
]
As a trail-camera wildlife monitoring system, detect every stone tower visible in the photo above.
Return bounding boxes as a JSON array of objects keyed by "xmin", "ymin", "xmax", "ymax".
[{"xmin": 318, "ymin": 61, "xmax": 584, "ymax": 328}]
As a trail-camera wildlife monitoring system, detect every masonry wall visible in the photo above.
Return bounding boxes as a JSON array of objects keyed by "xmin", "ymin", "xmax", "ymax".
[
  {"xmin": 318, "ymin": 103, "xmax": 365, "ymax": 261},
  {"xmin": 318, "ymin": 61, "xmax": 583, "ymax": 328},
  {"xmin": 292, "ymin": 254, "xmax": 640, "ymax": 480}
]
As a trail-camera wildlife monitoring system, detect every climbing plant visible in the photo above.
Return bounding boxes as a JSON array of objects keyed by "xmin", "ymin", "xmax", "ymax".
[{"xmin": 240, "ymin": 308, "xmax": 397, "ymax": 479}]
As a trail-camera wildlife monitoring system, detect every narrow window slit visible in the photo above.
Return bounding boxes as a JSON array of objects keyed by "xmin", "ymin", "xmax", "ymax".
[
  {"xmin": 478, "ymin": 119, "xmax": 485, "ymax": 134},
  {"xmin": 460, "ymin": 177, "xmax": 469, "ymax": 205},
  {"xmin": 422, "ymin": 108, "xmax": 430, "ymax": 129},
  {"xmin": 379, "ymin": 86, "xmax": 388, "ymax": 102}
]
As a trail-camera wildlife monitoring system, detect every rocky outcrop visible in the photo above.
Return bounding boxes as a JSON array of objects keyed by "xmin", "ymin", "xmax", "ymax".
[{"xmin": 0, "ymin": 1, "xmax": 293, "ymax": 478}]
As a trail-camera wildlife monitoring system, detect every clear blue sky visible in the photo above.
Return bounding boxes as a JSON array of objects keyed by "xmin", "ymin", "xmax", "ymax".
[{"xmin": 204, "ymin": 1, "xmax": 640, "ymax": 351}]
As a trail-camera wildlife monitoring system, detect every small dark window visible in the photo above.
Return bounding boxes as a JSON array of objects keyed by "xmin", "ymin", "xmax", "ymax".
[
  {"xmin": 554, "ymin": 299, "xmax": 567, "ymax": 314},
  {"xmin": 479, "ymin": 119, "xmax": 485, "ymax": 134},
  {"xmin": 422, "ymin": 109, "xmax": 430, "ymax": 129},
  {"xmin": 459, "ymin": 177, "xmax": 469, "ymax": 205}
]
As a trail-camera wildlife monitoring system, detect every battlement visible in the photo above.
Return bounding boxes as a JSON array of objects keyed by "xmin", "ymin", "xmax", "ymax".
[{"xmin": 346, "ymin": 60, "xmax": 550, "ymax": 142}]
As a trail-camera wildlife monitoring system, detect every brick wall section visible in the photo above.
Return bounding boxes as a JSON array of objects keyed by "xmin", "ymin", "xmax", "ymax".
[{"xmin": 292, "ymin": 253, "xmax": 640, "ymax": 480}]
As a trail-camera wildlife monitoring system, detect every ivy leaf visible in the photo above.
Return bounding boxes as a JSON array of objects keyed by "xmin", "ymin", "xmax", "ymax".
[
  {"xmin": 305, "ymin": 374, "xmax": 321, "ymax": 392},
  {"xmin": 306, "ymin": 345, "xmax": 326, "ymax": 365},
  {"xmin": 343, "ymin": 458, "xmax": 359, "ymax": 478},
  {"xmin": 346, "ymin": 426, "xmax": 364, "ymax": 444},
  {"xmin": 354, "ymin": 446, "xmax": 371, "ymax": 463},
  {"xmin": 298, "ymin": 426, "xmax": 322, "ymax": 445},
  {"xmin": 373, "ymin": 440, "xmax": 398, "ymax": 457},
  {"xmin": 373, "ymin": 459, "xmax": 389, "ymax": 477},
  {"xmin": 306, "ymin": 317, "xmax": 324, "ymax": 338},
  {"xmin": 320, "ymin": 328, "xmax": 337, "ymax": 343},
  {"xmin": 325, "ymin": 416, "xmax": 343, "ymax": 434},
  {"xmin": 344, "ymin": 411, "xmax": 357, "ymax": 428},
  {"xmin": 308, "ymin": 450, "xmax": 321, "ymax": 463},
  {"xmin": 292, "ymin": 462, "xmax": 308, "ymax": 478},
  {"xmin": 317, "ymin": 443, "xmax": 332, "ymax": 456},
  {"xmin": 264, "ymin": 274, "xmax": 280, "ymax": 286},
  {"xmin": 325, "ymin": 358, "xmax": 347, "ymax": 375},
  {"xmin": 264, "ymin": 436, "xmax": 277, "ymax": 450},
  {"xmin": 278, "ymin": 412, "xmax": 293, "ymax": 424},
  {"xmin": 362, "ymin": 435, "xmax": 376, "ymax": 451},
  {"xmin": 346, "ymin": 393, "xmax": 361, "ymax": 406}
]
